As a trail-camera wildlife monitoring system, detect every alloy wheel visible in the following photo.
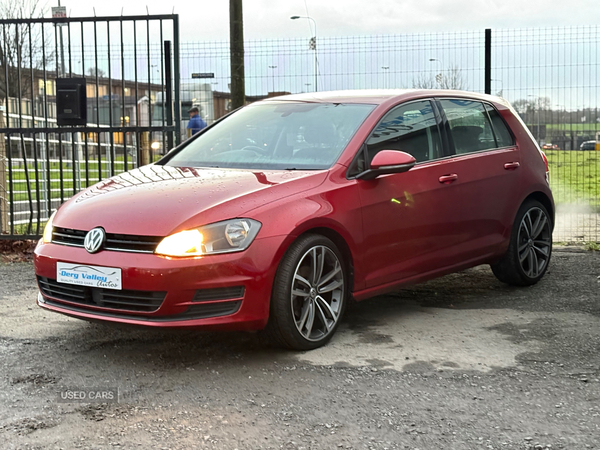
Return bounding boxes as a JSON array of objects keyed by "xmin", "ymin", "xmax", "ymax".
[
  {"xmin": 290, "ymin": 245, "xmax": 344, "ymax": 342},
  {"xmin": 517, "ymin": 207, "xmax": 552, "ymax": 279}
]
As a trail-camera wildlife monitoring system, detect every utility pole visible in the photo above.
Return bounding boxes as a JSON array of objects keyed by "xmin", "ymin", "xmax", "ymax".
[
  {"xmin": 58, "ymin": 0, "xmax": 65, "ymax": 76},
  {"xmin": 230, "ymin": 0, "xmax": 245, "ymax": 109}
]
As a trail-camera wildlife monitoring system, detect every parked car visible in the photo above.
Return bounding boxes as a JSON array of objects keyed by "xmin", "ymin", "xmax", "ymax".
[
  {"xmin": 35, "ymin": 90, "xmax": 554, "ymax": 350},
  {"xmin": 580, "ymin": 140, "xmax": 597, "ymax": 150}
]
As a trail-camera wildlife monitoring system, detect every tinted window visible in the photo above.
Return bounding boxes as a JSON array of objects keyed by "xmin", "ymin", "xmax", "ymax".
[
  {"xmin": 484, "ymin": 104, "xmax": 515, "ymax": 147},
  {"xmin": 365, "ymin": 100, "xmax": 442, "ymax": 164},
  {"xmin": 439, "ymin": 99, "xmax": 497, "ymax": 154}
]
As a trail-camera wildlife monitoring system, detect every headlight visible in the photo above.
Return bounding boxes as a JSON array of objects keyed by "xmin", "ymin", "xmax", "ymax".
[
  {"xmin": 42, "ymin": 211, "xmax": 56, "ymax": 243},
  {"xmin": 155, "ymin": 218, "xmax": 261, "ymax": 257}
]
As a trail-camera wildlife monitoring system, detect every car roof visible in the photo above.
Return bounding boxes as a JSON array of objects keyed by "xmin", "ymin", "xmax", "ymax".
[{"xmin": 260, "ymin": 89, "xmax": 510, "ymax": 107}]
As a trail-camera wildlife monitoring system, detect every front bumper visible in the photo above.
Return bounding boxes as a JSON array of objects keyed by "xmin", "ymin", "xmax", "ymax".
[{"xmin": 34, "ymin": 235, "xmax": 286, "ymax": 330}]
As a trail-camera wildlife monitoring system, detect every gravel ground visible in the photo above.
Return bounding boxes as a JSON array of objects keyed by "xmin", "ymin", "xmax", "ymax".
[{"xmin": 0, "ymin": 248, "xmax": 599, "ymax": 449}]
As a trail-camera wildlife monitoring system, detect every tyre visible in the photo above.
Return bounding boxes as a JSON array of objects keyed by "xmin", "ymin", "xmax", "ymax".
[
  {"xmin": 491, "ymin": 200, "xmax": 552, "ymax": 286},
  {"xmin": 264, "ymin": 234, "xmax": 347, "ymax": 350}
]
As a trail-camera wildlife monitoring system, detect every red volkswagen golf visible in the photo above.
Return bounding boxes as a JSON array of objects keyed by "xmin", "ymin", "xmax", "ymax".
[{"xmin": 35, "ymin": 90, "xmax": 554, "ymax": 350}]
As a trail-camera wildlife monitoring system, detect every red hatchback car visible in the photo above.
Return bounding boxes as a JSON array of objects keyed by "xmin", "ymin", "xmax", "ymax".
[{"xmin": 35, "ymin": 90, "xmax": 554, "ymax": 350}]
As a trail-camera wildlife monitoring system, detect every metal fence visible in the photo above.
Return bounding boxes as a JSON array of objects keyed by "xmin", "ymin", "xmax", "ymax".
[
  {"xmin": 1, "ymin": 25, "xmax": 598, "ymax": 243},
  {"xmin": 0, "ymin": 14, "xmax": 180, "ymax": 237},
  {"xmin": 178, "ymin": 27, "xmax": 600, "ymax": 244}
]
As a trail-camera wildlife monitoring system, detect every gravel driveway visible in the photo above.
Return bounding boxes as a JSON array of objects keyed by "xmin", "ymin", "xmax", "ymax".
[{"xmin": 1, "ymin": 248, "xmax": 599, "ymax": 449}]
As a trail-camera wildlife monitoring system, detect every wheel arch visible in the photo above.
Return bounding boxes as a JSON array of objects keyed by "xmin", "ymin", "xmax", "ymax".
[
  {"xmin": 522, "ymin": 191, "xmax": 555, "ymax": 229},
  {"xmin": 295, "ymin": 226, "xmax": 356, "ymax": 296}
]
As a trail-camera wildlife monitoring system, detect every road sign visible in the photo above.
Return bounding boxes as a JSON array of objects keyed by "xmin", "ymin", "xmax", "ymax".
[
  {"xmin": 51, "ymin": 6, "xmax": 67, "ymax": 26},
  {"xmin": 191, "ymin": 73, "xmax": 215, "ymax": 79},
  {"xmin": 52, "ymin": 6, "xmax": 66, "ymax": 18}
]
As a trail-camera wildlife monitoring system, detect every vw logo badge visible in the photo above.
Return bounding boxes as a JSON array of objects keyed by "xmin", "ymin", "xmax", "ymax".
[{"xmin": 84, "ymin": 227, "xmax": 106, "ymax": 254}]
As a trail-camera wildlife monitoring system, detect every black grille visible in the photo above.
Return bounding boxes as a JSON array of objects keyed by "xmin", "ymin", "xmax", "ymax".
[
  {"xmin": 52, "ymin": 227, "xmax": 162, "ymax": 253},
  {"xmin": 37, "ymin": 277, "xmax": 165, "ymax": 312},
  {"xmin": 173, "ymin": 301, "xmax": 242, "ymax": 319},
  {"xmin": 41, "ymin": 299, "xmax": 242, "ymax": 322},
  {"xmin": 193, "ymin": 286, "xmax": 245, "ymax": 302}
]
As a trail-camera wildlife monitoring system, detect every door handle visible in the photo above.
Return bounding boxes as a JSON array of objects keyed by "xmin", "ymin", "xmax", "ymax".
[
  {"xmin": 504, "ymin": 162, "xmax": 520, "ymax": 170},
  {"xmin": 439, "ymin": 174, "xmax": 458, "ymax": 184}
]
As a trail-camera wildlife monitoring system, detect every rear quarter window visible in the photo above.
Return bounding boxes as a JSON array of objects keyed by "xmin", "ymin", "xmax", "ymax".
[{"xmin": 484, "ymin": 104, "xmax": 515, "ymax": 148}]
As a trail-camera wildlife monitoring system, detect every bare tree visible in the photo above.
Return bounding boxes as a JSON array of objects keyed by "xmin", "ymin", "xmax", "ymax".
[
  {"xmin": 511, "ymin": 99, "xmax": 532, "ymax": 115},
  {"xmin": 412, "ymin": 73, "xmax": 436, "ymax": 89},
  {"xmin": 0, "ymin": 0, "xmax": 52, "ymax": 102},
  {"xmin": 412, "ymin": 65, "xmax": 467, "ymax": 90},
  {"xmin": 437, "ymin": 65, "xmax": 466, "ymax": 90},
  {"xmin": 86, "ymin": 66, "xmax": 106, "ymax": 78}
]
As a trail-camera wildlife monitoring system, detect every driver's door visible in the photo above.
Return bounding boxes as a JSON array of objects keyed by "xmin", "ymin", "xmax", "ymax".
[{"xmin": 355, "ymin": 99, "xmax": 465, "ymax": 288}]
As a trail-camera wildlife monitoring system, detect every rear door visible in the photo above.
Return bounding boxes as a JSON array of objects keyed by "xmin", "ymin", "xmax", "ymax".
[{"xmin": 437, "ymin": 99, "xmax": 521, "ymax": 259}]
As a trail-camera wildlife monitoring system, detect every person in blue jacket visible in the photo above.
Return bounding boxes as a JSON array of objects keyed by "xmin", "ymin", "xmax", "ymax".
[{"xmin": 187, "ymin": 106, "xmax": 207, "ymax": 136}]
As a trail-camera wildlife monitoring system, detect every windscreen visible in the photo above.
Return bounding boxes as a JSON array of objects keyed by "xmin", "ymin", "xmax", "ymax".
[{"xmin": 163, "ymin": 102, "xmax": 375, "ymax": 170}]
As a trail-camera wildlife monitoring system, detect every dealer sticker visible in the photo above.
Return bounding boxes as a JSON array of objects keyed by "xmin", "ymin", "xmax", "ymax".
[{"xmin": 56, "ymin": 262, "xmax": 122, "ymax": 290}]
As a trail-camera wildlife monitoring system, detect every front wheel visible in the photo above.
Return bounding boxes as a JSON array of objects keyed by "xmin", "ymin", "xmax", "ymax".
[
  {"xmin": 491, "ymin": 200, "xmax": 553, "ymax": 286},
  {"xmin": 264, "ymin": 234, "xmax": 347, "ymax": 350}
]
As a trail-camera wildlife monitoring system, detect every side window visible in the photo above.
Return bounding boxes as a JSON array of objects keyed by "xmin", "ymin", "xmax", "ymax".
[
  {"xmin": 485, "ymin": 103, "xmax": 515, "ymax": 148},
  {"xmin": 439, "ymin": 99, "xmax": 497, "ymax": 154},
  {"xmin": 365, "ymin": 100, "xmax": 442, "ymax": 165}
]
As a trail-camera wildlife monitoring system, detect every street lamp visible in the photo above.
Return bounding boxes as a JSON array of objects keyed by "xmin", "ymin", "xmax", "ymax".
[
  {"xmin": 291, "ymin": 15, "xmax": 318, "ymax": 92},
  {"xmin": 268, "ymin": 65, "xmax": 277, "ymax": 94},
  {"xmin": 429, "ymin": 58, "xmax": 443, "ymax": 86}
]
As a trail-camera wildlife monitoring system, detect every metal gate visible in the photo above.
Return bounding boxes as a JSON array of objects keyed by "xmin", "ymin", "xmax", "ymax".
[{"xmin": 0, "ymin": 14, "xmax": 180, "ymax": 239}]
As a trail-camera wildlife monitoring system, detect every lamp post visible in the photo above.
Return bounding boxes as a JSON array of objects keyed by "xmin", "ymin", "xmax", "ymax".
[
  {"xmin": 429, "ymin": 58, "xmax": 443, "ymax": 86},
  {"xmin": 268, "ymin": 65, "xmax": 277, "ymax": 94},
  {"xmin": 291, "ymin": 15, "xmax": 318, "ymax": 92}
]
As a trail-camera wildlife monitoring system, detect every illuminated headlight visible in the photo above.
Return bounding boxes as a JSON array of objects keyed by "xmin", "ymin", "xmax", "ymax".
[
  {"xmin": 42, "ymin": 211, "xmax": 56, "ymax": 243},
  {"xmin": 155, "ymin": 219, "xmax": 261, "ymax": 257}
]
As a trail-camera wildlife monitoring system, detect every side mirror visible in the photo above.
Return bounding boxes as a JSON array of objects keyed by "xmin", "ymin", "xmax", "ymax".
[{"xmin": 357, "ymin": 150, "xmax": 417, "ymax": 180}]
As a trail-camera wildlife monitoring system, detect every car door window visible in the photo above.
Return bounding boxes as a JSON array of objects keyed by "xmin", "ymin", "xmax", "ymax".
[
  {"xmin": 365, "ymin": 100, "xmax": 443, "ymax": 165},
  {"xmin": 439, "ymin": 99, "xmax": 498, "ymax": 154},
  {"xmin": 484, "ymin": 103, "xmax": 515, "ymax": 148}
]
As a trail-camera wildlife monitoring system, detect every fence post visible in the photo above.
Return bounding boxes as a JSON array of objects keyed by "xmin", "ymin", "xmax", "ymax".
[
  {"xmin": 173, "ymin": 16, "xmax": 182, "ymax": 147},
  {"xmin": 0, "ymin": 105, "xmax": 8, "ymax": 233},
  {"xmin": 140, "ymin": 131, "xmax": 150, "ymax": 166},
  {"xmin": 484, "ymin": 29, "xmax": 492, "ymax": 95},
  {"xmin": 164, "ymin": 40, "xmax": 174, "ymax": 152}
]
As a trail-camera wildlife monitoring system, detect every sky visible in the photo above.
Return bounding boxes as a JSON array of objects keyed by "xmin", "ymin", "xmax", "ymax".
[
  {"xmin": 61, "ymin": 0, "xmax": 600, "ymax": 42},
  {"xmin": 44, "ymin": 0, "xmax": 599, "ymax": 112}
]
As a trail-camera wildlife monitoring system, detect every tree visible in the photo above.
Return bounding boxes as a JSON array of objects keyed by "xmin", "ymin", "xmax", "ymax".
[
  {"xmin": 0, "ymin": 0, "xmax": 52, "ymax": 102},
  {"xmin": 411, "ymin": 73, "xmax": 436, "ymax": 89},
  {"xmin": 511, "ymin": 99, "xmax": 533, "ymax": 115},
  {"xmin": 86, "ymin": 66, "xmax": 106, "ymax": 78},
  {"xmin": 412, "ymin": 65, "xmax": 467, "ymax": 90}
]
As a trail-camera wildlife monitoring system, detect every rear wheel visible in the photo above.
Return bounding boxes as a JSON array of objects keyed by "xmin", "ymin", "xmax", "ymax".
[
  {"xmin": 264, "ymin": 234, "xmax": 347, "ymax": 350},
  {"xmin": 491, "ymin": 200, "xmax": 552, "ymax": 286}
]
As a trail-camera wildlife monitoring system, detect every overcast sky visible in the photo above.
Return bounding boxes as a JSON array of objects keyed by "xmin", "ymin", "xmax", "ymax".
[{"xmin": 64, "ymin": 0, "xmax": 600, "ymax": 42}]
